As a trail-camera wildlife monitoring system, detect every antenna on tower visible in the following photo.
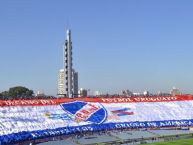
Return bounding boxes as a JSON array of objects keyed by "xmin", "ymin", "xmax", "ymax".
[{"xmin": 65, "ymin": 17, "xmax": 70, "ymax": 31}]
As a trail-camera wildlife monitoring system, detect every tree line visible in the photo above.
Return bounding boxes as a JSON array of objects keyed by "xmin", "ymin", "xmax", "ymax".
[{"xmin": 0, "ymin": 86, "xmax": 34, "ymax": 99}]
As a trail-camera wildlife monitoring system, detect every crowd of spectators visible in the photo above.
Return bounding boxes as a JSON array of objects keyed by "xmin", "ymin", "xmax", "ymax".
[{"xmin": 13, "ymin": 127, "xmax": 193, "ymax": 145}]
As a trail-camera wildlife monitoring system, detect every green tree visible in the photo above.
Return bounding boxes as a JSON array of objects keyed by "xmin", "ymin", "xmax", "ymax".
[
  {"xmin": 1, "ymin": 91, "xmax": 9, "ymax": 97},
  {"xmin": 0, "ymin": 91, "xmax": 9, "ymax": 99},
  {"xmin": 8, "ymin": 86, "xmax": 34, "ymax": 98},
  {"xmin": 0, "ymin": 93, "xmax": 2, "ymax": 99}
]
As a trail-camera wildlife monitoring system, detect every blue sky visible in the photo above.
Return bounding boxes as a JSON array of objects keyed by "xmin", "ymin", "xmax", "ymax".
[{"xmin": 0, "ymin": 0, "xmax": 193, "ymax": 95}]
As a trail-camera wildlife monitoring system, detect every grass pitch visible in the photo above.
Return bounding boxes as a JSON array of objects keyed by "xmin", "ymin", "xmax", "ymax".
[{"xmin": 146, "ymin": 138, "xmax": 193, "ymax": 145}]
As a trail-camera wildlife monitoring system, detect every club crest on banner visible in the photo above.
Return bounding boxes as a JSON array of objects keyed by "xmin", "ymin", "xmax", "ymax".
[{"xmin": 60, "ymin": 101, "xmax": 107, "ymax": 124}]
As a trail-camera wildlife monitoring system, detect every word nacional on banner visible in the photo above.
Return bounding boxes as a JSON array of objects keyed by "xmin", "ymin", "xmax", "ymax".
[{"xmin": 0, "ymin": 95, "xmax": 193, "ymax": 106}]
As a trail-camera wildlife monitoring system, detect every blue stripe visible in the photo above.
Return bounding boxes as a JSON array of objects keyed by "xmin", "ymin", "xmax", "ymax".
[{"xmin": 1, "ymin": 119, "xmax": 193, "ymax": 144}]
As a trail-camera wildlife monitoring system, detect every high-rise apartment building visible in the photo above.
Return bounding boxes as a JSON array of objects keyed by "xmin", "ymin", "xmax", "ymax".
[
  {"xmin": 58, "ymin": 69, "xmax": 65, "ymax": 96},
  {"xmin": 58, "ymin": 29, "xmax": 78, "ymax": 98},
  {"xmin": 78, "ymin": 88, "xmax": 88, "ymax": 97},
  {"xmin": 72, "ymin": 69, "xmax": 78, "ymax": 96}
]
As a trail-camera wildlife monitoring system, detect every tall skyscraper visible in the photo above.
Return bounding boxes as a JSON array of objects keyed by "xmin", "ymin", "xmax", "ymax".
[
  {"xmin": 58, "ymin": 69, "xmax": 64, "ymax": 96},
  {"xmin": 72, "ymin": 69, "xmax": 78, "ymax": 96},
  {"xmin": 58, "ymin": 29, "xmax": 78, "ymax": 98}
]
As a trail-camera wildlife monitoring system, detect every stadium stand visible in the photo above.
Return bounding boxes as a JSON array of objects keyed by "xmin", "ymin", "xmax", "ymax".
[
  {"xmin": 150, "ymin": 129, "xmax": 193, "ymax": 136},
  {"xmin": 37, "ymin": 139, "xmax": 77, "ymax": 145},
  {"xmin": 77, "ymin": 134, "xmax": 119, "ymax": 144},
  {"xmin": 37, "ymin": 129, "xmax": 193, "ymax": 145},
  {"xmin": 111, "ymin": 130, "xmax": 157, "ymax": 140}
]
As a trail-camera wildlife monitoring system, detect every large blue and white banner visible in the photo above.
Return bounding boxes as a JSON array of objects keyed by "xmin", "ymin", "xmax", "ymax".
[{"xmin": 0, "ymin": 96, "xmax": 193, "ymax": 144}]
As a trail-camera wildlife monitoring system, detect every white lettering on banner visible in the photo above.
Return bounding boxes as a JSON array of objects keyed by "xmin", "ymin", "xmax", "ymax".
[
  {"xmin": 40, "ymin": 100, "xmax": 55, "ymax": 105},
  {"xmin": 159, "ymin": 121, "xmax": 190, "ymax": 127},
  {"xmin": 101, "ymin": 96, "xmax": 177, "ymax": 103},
  {"xmin": 134, "ymin": 97, "xmax": 177, "ymax": 102},
  {"xmin": 2, "ymin": 99, "xmax": 56, "ymax": 106},
  {"xmin": 101, "ymin": 98, "xmax": 133, "ymax": 103},
  {"xmin": 76, "ymin": 126, "xmax": 93, "ymax": 131},
  {"xmin": 30, "ymin": 126, "xmax": 93, "ymax": 138},
  {"xmin": 189, "ymin": 121, "xmax": 193, "ymax": 125},
  {"xmin": 115, "ymin": 123, "xmax": 146, "ymax": 128},
  {"xmin": 115, "ymin": 121, "xmax": 193, "ymax": 129},
  {"xmin": 117, "ymin": 98, "xmax": 133, "ymax": 102},
  {"xmin": 147, "ymin": 122, "xmax": 157, "ymax": 127}
]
